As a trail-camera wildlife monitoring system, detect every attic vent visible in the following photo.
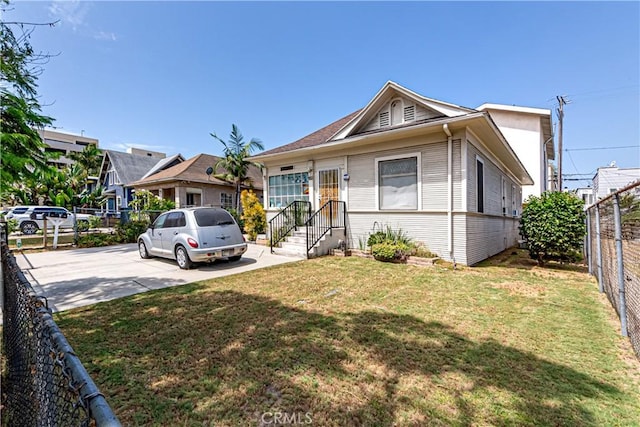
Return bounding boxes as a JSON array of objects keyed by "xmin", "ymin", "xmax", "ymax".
[
  {"xmin": 379, "ymin": 111, "xmax": 390, "ymax": 127},
  {"xmin": 404, "ymin": 105, "xmax": 415, "ymax": 122}
]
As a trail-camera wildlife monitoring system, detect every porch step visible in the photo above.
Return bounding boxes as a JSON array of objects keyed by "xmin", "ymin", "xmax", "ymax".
[
  {"xmin": 286, "ymin": 235, "xmax": 307, "ymax": 245},
  {"xmin": 279, "ymin": 239, "xmax": 316, "ymax": 257},
  {"xmin": 272, "ymin": 247, "xmax": 307, "ymax": 259}
]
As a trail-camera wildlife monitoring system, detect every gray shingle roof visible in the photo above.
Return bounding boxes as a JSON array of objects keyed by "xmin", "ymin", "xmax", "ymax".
[{"xmin": 106, "ymin": 150, "xmax": 165, "ymax": 185}]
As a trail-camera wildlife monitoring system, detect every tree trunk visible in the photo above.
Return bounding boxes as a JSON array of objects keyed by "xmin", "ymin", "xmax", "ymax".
[{"xmin": 235, "ymin": 180, "xmax": 242, "ymax": 213}]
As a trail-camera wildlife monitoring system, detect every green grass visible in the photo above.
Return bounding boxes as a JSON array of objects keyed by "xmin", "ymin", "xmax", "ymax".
[{"xmin": 55, "ymin": 249, "xmax": 640, "ymax": 426}]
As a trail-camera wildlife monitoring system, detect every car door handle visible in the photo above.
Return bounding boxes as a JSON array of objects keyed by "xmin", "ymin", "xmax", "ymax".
[{"xmin": 173, "ymin": 231, "xmax": 178, "ymax": 235}]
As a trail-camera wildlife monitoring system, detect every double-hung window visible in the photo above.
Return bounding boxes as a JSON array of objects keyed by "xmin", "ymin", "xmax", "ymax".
[
  {"xmin": 220, "ymin": 193, "xmax": 233, "ymax": 209},
  {"xmin": 376, "ymin": 154, "xmax": 420, "ymax": 210}
]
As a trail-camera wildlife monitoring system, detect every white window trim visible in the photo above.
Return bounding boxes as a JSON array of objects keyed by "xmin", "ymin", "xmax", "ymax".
[
  {"xmin": 511, "ymin": 184, "xmax": 517, "ymax": 216},
  {"xmin": 266, "ymin": 171, "xmax": 311, "ymax": 209},
  {"xmin": 374, "ymin": 152, "xmax": 422, "ymax": 211},
  {"xmin": 476, "ymin": 155, "xmax": 485, "ymax": 213},
  {"xmin": 109, "ymin": 169, "xmax": 122, "ymax": 186}
]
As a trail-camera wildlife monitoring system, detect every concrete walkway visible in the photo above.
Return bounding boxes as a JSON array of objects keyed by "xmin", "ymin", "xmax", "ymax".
[{"xmin": 14, "ymin": 243, "xmax": 302, "ymax": 312}]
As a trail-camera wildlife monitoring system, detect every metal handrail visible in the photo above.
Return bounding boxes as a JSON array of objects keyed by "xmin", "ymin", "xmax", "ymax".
[
  {"xmin": 305, "ymin": 200, "xmax": 346, "ymax": 258},
  {"xmin": 268, "ymin": 201, "xmax": 312, "ymax": 252}
]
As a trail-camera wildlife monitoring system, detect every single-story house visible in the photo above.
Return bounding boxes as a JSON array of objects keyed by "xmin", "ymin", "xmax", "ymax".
[
  {"xmin": 250, "ymin": 81, "xmax": 535, "ymax": 265},
  {"xmin": 130, "ymin": 153, "xmax": 263, "ymax": 209},
  {"xmin": 99, "ymin": 149, "xmax": 184, "ymax": 211}
]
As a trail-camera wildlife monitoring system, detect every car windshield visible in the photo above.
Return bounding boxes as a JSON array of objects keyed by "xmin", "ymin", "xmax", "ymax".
[{"xmin": 193, "ymin": 209, "xmax": 235, "ymax": 226}]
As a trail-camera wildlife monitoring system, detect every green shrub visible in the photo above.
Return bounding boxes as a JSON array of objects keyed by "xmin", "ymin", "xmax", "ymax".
[
  {"xmin": 367, "ymin": 225, "xmax": 412, "ymax": 247},
  {"xmin": 6, "ymin": 218, "xmax": 18, "ymax": 234},
  {"xmin": 129, "ymin": 190, "xmax": 175, "ymax": 211},
  {"xmin": 77, "ymin": 233, "xmax": 119, "ymax": 248},
  {"xmin": 88, "ymin": 215, "xmax": 103, "ymax": 230},
  {"xmin": 519, "ymin": 191, "xmax": 586, "ymax": 266},
  {"xmin": 367, "ymin": 231, "xmax": 387, "ymax": 247},
  {"xmin": 115, "ymin": 220, "xmax": 150, "ymax": 243},
  {"xmin": 372, "ymin": 242, "xmax": 411, "ymax": 262},
  {"xmin": 227, "ymin": 208, "xmax": 244, "ymax": 232}
]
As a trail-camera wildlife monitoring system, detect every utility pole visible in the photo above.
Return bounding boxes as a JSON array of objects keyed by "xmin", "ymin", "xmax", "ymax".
[{"xmin": 556, "ymin": 96, "xmax": 567, "ymax": 191}]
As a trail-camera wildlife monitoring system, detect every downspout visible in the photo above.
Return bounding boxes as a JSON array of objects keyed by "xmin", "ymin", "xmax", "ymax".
[{"xmin": 443, "ymin": 123, "xmax": 454, "ymax": 266}]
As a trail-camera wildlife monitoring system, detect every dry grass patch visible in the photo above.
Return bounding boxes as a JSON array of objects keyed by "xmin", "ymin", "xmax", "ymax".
[{"xmin": 55, "ymin": 249, "xmax": 640, "ymax": 426}]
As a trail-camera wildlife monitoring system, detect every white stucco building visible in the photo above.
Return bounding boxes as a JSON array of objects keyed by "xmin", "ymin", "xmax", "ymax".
[
  {"xmin": 38, "ymin": 129, "xmax": 99, "ymax": 168},
  {"xmin": 476, "ymin": 104, "xmax": 555, "ymax": 201}
]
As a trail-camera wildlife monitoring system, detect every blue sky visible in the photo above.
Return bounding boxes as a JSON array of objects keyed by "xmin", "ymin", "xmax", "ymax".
[{"xmin": 5, "ymin": 1, "xmax": 639, "ymax": 190}]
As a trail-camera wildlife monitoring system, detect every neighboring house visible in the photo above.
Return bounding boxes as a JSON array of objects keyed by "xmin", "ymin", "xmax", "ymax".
[
  {"xmin": 251, "ymin": 81, "xmax": 534, "ymax": 265},
  {"xmin": 130, "ymin": 153, "xmax": 263, "ymax": 209},
  {"xmin": 476, "ymin": 104, "xmax": 555, "ymax": 201},
  {"xmin": 573, "ymin": 187, "xmax": 594, "ymax": 207},
  {"xmin": 593, "ymin": 163, "xmax": 640, "ymax": 200},
  {"xmin": 38, "ymin": 129, "xmax": 100, "ymax": 168},
  {"xmin": 99, "ymin": 149, "xmax": 184, "ymax": 211}
]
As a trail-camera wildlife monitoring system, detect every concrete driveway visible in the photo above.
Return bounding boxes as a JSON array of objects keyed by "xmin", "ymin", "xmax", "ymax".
[{"xmin": 15, "ymin": 243, "xmax": 302, "ymax": 313}]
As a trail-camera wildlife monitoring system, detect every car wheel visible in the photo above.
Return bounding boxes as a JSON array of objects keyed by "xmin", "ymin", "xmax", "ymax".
[
  {"xmin": 175, "ymin": 245, "xmax": 193, "ymax": 270},
  {"xmin": 228, "ymin": 255, "xmax": 242, "ymax": 262},
  {"xmin": 21, "ymin": 221, "xmax": 38, "ymax": 235},
  {"xmin": 138, "ymin": 240, "xmax": 151, "ymax": 259},
  {"xmin": 77, "ymin": 220, "xmax": 89, "ymax": 232}
]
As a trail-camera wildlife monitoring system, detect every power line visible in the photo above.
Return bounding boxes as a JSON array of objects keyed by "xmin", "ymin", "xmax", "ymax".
[
  {"xmin": 547, "ymin": 85, "xmax": 639, "ymax": 104},
  {"xmin": 566, "ymin": 149, "xmax": 591, "ymax": 187},
  {"xmin": 565, "ymin": 145, "xmax": 638, "ymax": 152}
]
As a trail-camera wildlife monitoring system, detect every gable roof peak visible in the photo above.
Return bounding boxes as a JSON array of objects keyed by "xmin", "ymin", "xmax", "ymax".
[{"xmin": 330, "ymin": 81, "xmax": 476, "ymax": 141}]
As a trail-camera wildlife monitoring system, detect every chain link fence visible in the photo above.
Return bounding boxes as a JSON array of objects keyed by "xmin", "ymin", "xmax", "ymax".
[
  {"xmin": 1, "ymin": 228, "xmax": 121, "ymax": 426},
  {"xmin": 586, "ymin": 180, "xmax": 640, "ymax": 358}
]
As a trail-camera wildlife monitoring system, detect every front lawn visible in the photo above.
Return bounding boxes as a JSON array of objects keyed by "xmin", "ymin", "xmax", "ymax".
[{"xmin": 56, "ymin": 250, "xmax": 640, "ymax": 426}]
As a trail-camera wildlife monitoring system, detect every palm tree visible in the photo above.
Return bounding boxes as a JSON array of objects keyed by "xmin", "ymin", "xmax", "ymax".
[
  {"xmin": 68, "ymin": 144, "xmax": 103, "ymax": 176},
  {"xmin": 210, "ymin": 124, "xmax": 264, "ymax": 211}
]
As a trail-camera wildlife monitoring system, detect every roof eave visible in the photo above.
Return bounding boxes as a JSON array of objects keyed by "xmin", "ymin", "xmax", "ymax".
[{"xmin": 251, "ymin": 113, "xmax": 485, "ymax": 162}]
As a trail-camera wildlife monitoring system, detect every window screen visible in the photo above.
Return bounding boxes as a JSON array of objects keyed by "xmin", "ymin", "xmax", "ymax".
[{"xmin": 378, "ymin": 157, "xmax": 418, "ymax": 209}]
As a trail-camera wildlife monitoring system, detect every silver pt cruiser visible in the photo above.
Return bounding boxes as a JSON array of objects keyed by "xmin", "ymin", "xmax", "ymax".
[{"xmin": 137, "ymin": 207, "xmax": 247, "ymax": 269}]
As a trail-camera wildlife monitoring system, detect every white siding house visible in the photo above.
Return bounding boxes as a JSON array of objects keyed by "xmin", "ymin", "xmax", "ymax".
[
  {"xmin": 592, "ymin": 164, "xmax": 640, "ymax": 200},
  {"xmin": 251, "ymin": 81, "xmax": 535, "ymax": 265}
]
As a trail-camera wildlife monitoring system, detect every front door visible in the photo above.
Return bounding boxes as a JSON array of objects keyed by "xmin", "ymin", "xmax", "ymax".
[
  {"xmin": 317, "ymin": 168, "xmax": 341, "ymax": 224},
  {"xmin": 318, "ymin": 168, "xmax": 340, "ymax": 207}
]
